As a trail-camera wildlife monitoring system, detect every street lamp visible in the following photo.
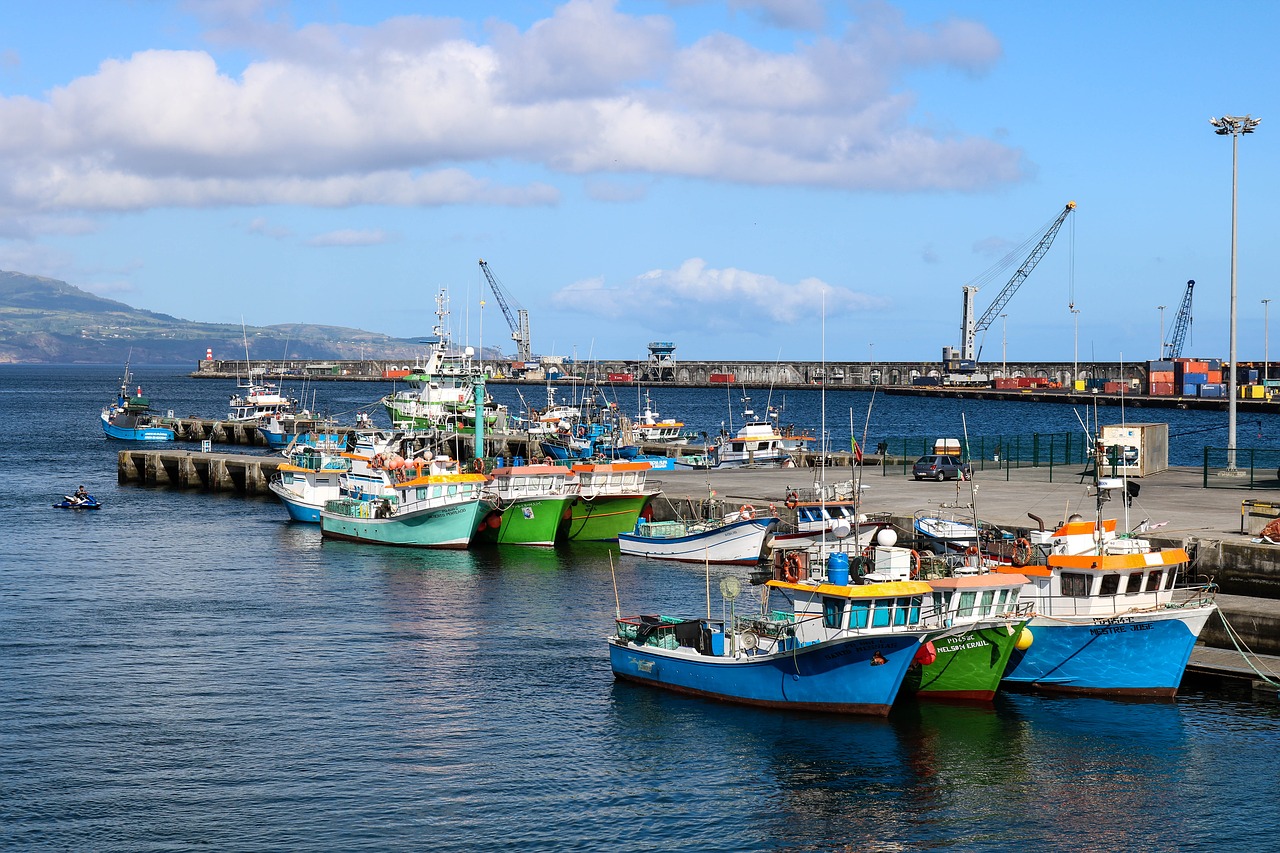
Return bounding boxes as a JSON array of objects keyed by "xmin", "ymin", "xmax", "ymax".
[
  {"xmin": 1264, "ymin": 298, "xmax": 1272, "ymax": 388},
  {"xmin": 479, "ymin": 299, "xmax": 485, "ymax": 375},
  {"xmin": 1000, "ymin": 313, "xmax": 1008, "ymax": 377},
  {"xmin": 1071, "ymin": 307, "xmax": 1080, "ymax": 389},
  {"xmin": 1157, "ymin": 305, "xmax": 1166, "ymax": 360},
  {"xmin": 868, "ymin": 343, "xmax": 874, "ymax": 385},
  {"xmin": 1211, "ymin": 113, "xmax": 1260, "ymax": 471}
]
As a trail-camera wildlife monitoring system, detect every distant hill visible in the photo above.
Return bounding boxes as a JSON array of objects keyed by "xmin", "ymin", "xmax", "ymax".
[{"xmin": 0, "ymin": 270, "xmax": 440, "ymax": 365}]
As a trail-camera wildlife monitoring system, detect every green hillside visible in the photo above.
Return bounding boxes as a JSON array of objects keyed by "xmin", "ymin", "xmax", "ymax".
[{"xmin": 0, "ymin": 270, "xmax": 431, "ymax": 364}]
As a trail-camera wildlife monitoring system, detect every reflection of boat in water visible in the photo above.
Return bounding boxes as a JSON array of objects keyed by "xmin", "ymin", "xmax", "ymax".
[
  {"xmin": 609, "ymin": 549, "xmax": 937, "ymax": 715},
  {"xmin": 996, "ymin": 460, "xmax": 1218, "ymax": 696}
]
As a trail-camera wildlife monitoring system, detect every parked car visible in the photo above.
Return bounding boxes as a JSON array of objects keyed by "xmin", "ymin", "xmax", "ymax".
[{"xmin": 912, "ymin": 455, "xmax": 972, "ymax": 481}]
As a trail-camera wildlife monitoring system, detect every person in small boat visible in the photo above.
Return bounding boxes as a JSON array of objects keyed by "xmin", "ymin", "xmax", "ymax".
[{"xmin": 73, "ymin": 485, "xmax": 89, "ymax": 502}]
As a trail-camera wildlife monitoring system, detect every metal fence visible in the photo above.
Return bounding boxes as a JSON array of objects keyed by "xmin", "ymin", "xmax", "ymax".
[
  {"xmin": 1202, "ymin": 447, "xmax": 1280, "ymax": 489},
  {"xmin": 879, "ymin": 432, "xmax": 1108, "ymax": 483}
]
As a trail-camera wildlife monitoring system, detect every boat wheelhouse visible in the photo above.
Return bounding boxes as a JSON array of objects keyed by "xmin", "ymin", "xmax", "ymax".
[
  {"xmin": 562, "ymin": 461, "xmax": 658, "ymax": 541},
  {"xmin": 475, "ymin": 464, "xmax": 576, "ymax": 546}
]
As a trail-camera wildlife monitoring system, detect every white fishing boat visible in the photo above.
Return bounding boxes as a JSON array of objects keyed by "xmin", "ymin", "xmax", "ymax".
[
  {"xmin": 268, "ymin": 446, "xmax": 350, "ymax": 523},
  {"xmin": 631, "ymin": 391, "xmax": 691, "ymax": 444},
  {"xmin": 714, "ymin": 396, "xmax": 797, "ymax": 468},
  {"xmin": 619, "ymin": 505, "xmax": 778, "ymax": 565}
]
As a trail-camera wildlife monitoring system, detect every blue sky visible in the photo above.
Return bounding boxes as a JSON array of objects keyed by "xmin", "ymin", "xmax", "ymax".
[{"xmin": 1, "ymin": 0, "xmax": 1276, "ymax": 364}]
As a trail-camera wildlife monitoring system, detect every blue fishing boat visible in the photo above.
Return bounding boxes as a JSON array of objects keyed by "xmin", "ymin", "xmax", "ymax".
[
  {"xmin": 100, "ymin": 363, "xmax": 175, "ymax": 442},
  {"xmin": 996, "ymin": 475, "xmax": 1218, "ymax": 697},
  {"xmin": 609, "ymin": 551, "xmax": 936, "ymax": 716}
]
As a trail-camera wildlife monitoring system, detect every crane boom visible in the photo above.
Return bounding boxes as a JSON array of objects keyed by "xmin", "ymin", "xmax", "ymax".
[
  {"xmin": 478, "ymin": 259, "xmax": 532, "ymax": 364},
  {"xmin": 1166, "ymin": 280, "xmax": 1194, "ymax": 359},
  {"xmin": 961, "ymin": 201, "xmax": 1076, "ymax": 361}
]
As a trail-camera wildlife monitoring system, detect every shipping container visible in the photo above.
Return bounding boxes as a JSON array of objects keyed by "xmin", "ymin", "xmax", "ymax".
[
  {"xmin": 709, "ymin": 372, "xmax": 736, "ymax": 384},
  {"xmin": 1183, "ymin": 383, "xmax": 1201, "ymax": 396},
  {"xmin": 1149, "ymin": 370, "xmax": 1175, "ymax": 383},
  {"xmin": 1206, "ymin": 370, "xmax": 1223, "ymax": 383},
  {"xmin": 1149, "ymin": 381, "xmax": 1176, "ymax": 395},
  {"xmin": 1198, "ymin": 384, "xmax": 1223, "ymax": 398},
  {"xmin": 912, "ymin": 376, "xmax": 941, "ymax": 386},
  {"xmin": 607, "ymin": 373, "xmax": 634, "ymax": 383},
  {"xmin": 382, "ymin": 369, "xmax": 411, "ymax": 379},
  {"xmin": 1148, "ymin": 360, "xmax": 1175, "ymax": 371}
]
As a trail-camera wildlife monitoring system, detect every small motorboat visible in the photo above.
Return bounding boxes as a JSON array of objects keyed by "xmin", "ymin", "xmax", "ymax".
[{"xmin": 53, "ymin": 494, "xmax": 101, "ymax": 510}]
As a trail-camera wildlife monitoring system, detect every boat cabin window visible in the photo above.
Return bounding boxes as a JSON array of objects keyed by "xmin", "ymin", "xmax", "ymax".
[
  {"xmin": 957, "ymin": 591, "xmax": 976, "ymax": 617},
  {"xmin": 822, "ymin": 597, "xmax": 847, "ymax": 629},
  {"xmin": 979, "ymin": 590, "xmax": 996, "ymax": 616},
  {"xmin": 1099, "ymin": 574, "xmax": 1121, "ymax": 597},
  {"xmin": 432, "ymin": 485, "xmax": 443, "ymax": 498},
  {"xmin": 849, "ymin": 600, "xmax": 870, "ymax": 629},
  {"xmin": 416, "ymin": 487, "xmax": 428, "ymax": 500},
  {"xmin": 1145, "ymin": 570, "xmax": 1164, "ymax": 592},
  {"xmin": 1164, "ymin": 569, "xmax": 1177, "ymax": 589},
  {"xmin": 1060, "ymin": 573, "xmax": 1090, "ymax": 597},
  {"xmin": 1125, "ymin": 572, "xmax": 1145, "ymax": 594},
  {"xmin": 798, "ymin": 507, "xmax": 818, "ymax": 523}
]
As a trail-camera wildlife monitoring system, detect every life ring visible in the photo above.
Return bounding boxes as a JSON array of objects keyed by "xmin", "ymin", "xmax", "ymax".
[
  {"xmin": 740, "ymin": 504, "xmax": 755, "ymax": 521},
  {"xmin": 783, "ymin": 552, "xmax": 802, "ymax": 583},
  {"xmin": 576, "ymin": 425, "xmax": 587, "ymax": 438},
  {"xmin": 472, "ymin": 458, "xmax": 486, "ymax": 474},
  {"xmin": 1011, "ymin": 537, "xmax": 1032, "ymax": 568},
  {"xmin": 910, "ymin": 549, "xmax": 921, "ymax": 578},
  {"xmin": 785, "ymin": 491, "xmax": 799, "ymax": 509},
  {"xmin": 965, "ymin": 545, "xmax": 980, "ymax": 556}
]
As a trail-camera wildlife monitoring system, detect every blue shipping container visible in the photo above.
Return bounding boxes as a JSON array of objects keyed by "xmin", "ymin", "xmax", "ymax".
[
  {"xmin": 1183, "ymin": 383, "xmax": 1200, "ymax": 395},
  {"xmin": 1199, "ymin": 384, "xmax": 1223, "ymax": 398},
  {"xmin": 1182, "ymin": 372, "xmax": 1209, "ymax": 384}
]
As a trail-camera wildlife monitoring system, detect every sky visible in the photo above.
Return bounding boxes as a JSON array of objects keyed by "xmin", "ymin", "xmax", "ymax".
[{"xmin": 1, "ymin": 0, "xmax": 1277, "ymax": 365}]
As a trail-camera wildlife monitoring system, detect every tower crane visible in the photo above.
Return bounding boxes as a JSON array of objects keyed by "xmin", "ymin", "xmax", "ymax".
[
  {"xmin": 1165, "ymin": 280, "xmax": 1194, "ymax": 359},
  {"xmin": 477, "ymin": 259, "xmax": 532, "ymax": 364},
  {"xmin": 957, "ymin": 201, "xmax": 1076, "ymax": 361}
]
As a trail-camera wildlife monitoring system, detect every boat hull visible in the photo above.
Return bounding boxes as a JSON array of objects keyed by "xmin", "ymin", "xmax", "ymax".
[
  {"xmin": 904, "ymin": 622, "xmax": 1029, "ymax": 701},
  {"xmin": 320, "ymin": 499, "xmax": 487, "ymax": 548},
  {"xmin": 101, "ymin": 412, "xmax": 174, "ymax": 442},
  {"xmin": 618, "ymin": 517, "xmax": 777, "ymax": 564},
  {"xmin": 609, "ymin": 632, "xmax": 924, "ymax": 716},
  {"xmin": 269, "ymin": 482, "xmax": 325, "ymax": 523},
  {"xmin": 562, "ymin": 494, "xmax": 651, "ymax": 541},
  {"xmin": 1001, "ymin": 605, "xmax": 1217, "ymax": 696},
  {"xmin": 480, "ymin": 497, "xmax": 575, "ymax": 546}
]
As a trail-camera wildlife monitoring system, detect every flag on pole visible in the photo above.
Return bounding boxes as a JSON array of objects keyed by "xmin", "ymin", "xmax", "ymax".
[{"xmin": 851, "ymin": 435, "xmax": 863, "ymax": 464}]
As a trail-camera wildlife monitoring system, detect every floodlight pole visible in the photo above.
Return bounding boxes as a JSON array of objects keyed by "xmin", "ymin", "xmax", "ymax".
[{"xmin": 1211, "ymin": 114, "xmax": 1260, "ymax": 471}]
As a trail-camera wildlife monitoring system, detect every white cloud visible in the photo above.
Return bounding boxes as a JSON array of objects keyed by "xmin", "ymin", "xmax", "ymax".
[
  {"xmin": 306, "ymin": 228, "xmax": 395, "ymax": 247},
  {"xmin": 551, "ymin": 258, "xmax": 887, "ymax": 331},
  {"xmin": 0, "ymin": 0, "xmax": 1021, "ymax": 215}
]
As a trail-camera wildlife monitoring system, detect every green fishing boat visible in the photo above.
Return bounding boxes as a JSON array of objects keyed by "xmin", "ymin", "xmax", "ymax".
[
  {"xmin": 561, "ymin": 461, "xmax": 657, "ymax": 541},
  {"xmin": 475, "ymin": 464, "xmax": 575, "ymax": 546},
  {"xmin": 905, "ymin": 572, "xmax": 1033, "ymax": 701}
]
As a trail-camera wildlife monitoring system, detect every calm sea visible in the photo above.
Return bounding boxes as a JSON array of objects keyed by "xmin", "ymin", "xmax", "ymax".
[{"xmin": 3, "ymin": 365, "xmax": 1279, "ymax": 852}]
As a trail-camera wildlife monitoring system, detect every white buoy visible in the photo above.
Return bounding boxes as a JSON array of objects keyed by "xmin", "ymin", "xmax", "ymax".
[{"xmin": 876, "ymin": 527, "xmax": 898, "ymax": 547}]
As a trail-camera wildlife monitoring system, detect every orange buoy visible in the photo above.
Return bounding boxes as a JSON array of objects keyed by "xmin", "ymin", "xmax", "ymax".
[{"xmin": 913, "ymin": 641, "xmax": 938, "ymax": 666}]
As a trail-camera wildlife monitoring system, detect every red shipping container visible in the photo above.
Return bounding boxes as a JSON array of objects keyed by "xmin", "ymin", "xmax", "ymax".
[
  {"xmin": 382, "ymin": 369, "xmax": 411, "ymax": 379},
  {"xmin": 1206, "ymin": 370, "xmax": 1222, "ymax": 383},
  {"xmin": 607, "ymin": 372, "xmax": 634, "ymax": 382},
  {"xmin": 1149, "ymin": 381, "xmax": 1175, "ymax": 395},
  {"xmin": 709, "ymin": 372, "xmax": 736, "ymax": 384}
]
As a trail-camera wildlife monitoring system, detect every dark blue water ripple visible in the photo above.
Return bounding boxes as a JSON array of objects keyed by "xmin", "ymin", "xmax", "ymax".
[{"xmin": 2, "ymin": 366, "xmax": 1279, "ymax": 851}]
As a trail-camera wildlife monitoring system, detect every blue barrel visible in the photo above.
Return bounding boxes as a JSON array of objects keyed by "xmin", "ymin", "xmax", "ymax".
[
  {"xmin": 827, "ymin": 552, "xmax": 850, "ymax": 585},
  {"xmin": 513, "ymin": 455, "xmax": 525, "ymax": 467}
]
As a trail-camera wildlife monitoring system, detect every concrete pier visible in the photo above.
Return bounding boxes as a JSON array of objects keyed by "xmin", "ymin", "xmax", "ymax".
[{"xmin": 119, "ymin": 449, "xmax": 280, "ymax": 494}]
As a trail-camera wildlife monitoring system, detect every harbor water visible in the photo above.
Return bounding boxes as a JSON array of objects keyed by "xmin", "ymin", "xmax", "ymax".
[{"xmin": 4, "ymin": 365, "xmax": 1280, "ymax": 851}]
